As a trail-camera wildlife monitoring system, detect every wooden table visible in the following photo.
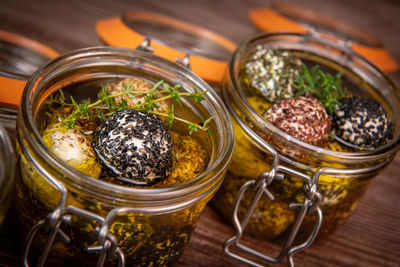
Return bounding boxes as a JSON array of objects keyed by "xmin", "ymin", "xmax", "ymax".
[{"xmin": 0, "ymin": 0, "xmax": 399, "ymax": 266}]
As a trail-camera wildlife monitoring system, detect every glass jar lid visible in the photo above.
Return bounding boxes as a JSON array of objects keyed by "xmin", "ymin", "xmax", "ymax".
[
  {"xmin": 249, "ymin": 3, "xmax": 398, "ymax": 73},
  {"xmin": 95, "ymin": 11, "xmax": 237, "ymax": 83}
]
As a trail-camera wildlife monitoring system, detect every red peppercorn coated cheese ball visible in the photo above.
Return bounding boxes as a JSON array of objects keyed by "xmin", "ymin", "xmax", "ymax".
[{"xmin": 263, "ymin": 96, "xmax": 331, "ymax": 146}]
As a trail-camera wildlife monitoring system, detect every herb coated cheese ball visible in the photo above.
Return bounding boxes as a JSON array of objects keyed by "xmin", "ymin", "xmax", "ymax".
[
  {"xmin": 241, "ymin": 46, "xmax": 302, "ymax": 102},
  {"xmin": 105, "ymin": 78, "xmax": 168, "ymax": 112}
]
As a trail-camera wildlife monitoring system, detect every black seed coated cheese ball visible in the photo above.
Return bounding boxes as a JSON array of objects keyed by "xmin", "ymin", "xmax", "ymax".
[
  {"xmin": 334, "ymin": 96, "xmax": 393, "ymax": 149},
  {"xmin": 92, "ymin": 109, "xmax": 172, "ymax": 185}
]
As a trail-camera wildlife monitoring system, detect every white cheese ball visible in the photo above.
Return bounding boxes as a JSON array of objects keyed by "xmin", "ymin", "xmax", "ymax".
[{"xmin": 42, "ymin": 124, "xmax": 102, "ymax": 178}]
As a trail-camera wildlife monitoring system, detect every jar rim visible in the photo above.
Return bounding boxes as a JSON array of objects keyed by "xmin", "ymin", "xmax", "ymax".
[
  {"xmin": 224, "ymin": 32, "xmax": 400, "ymax": 163},
  {"xmin": 17, "ymin": 46, "xmax": 234, "ymax": 207}
]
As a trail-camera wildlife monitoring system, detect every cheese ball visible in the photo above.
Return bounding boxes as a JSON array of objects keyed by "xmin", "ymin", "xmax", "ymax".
[
  {"xmin": 42, "ymin": 123, "xmax": 102, "ymax": 178},
  {"xmin": 105, "ymin": 78, "xmax": 168, "ymax": 112},
  {"xmin": 263, "ymin": 96, "xmax": 331, "ymax": 146},
  {"xmin": 241, "ymin": 46, "xmax": 302, "ymax": 102},
  {"xmin": 334, "ymin": 96, "xmax": 392, "ymax": 148},
  {"xmin": 92, "ymin": 109, "xmax": 172, "ymax": 185}
]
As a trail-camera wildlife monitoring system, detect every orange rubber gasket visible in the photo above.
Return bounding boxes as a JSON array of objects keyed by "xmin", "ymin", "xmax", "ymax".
[
  {"xmin": 249, "ymin": 7, "xmax": 397, "ymax": 72},
  {"xmin": 0, "ymin": 29, "xmax": 59, "ymax": 108},
  {"xmin": 95, "ymin": 14, "xmax": 237, "ymax": 83},
  {"xmin": 0, "ymin": 76, "xmax": 27, "ymax": 108}
]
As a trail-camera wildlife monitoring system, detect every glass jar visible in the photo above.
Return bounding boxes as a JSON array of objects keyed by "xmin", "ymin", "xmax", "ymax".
[
  {"xmin": 215, "ymin": 32, "xmax": 400, "ymax": 264},
  {"xmin": 0, "ymin": 124, "xmax": 15, "ymax": 227},
  {"xmin": 15, "ymin": 47, "xmax": 233, "ymax": 266}
]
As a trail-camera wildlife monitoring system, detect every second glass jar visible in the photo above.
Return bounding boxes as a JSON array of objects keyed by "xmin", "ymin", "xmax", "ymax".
[{"xmin": 214, "ymin": 32, "xmax": 400, "ymax": 244}]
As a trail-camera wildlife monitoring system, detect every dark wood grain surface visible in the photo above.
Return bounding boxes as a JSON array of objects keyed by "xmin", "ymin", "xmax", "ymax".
[{"xmin": 0, "ymin": 0, "xmax": 399, "ymax": 266}]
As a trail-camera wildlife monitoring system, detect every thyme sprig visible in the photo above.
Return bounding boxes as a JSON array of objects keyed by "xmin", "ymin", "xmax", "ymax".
[
  {"xmin": 44, "ymin": 80, "xmax": 213, "ymax": 134},
  {"xmin": 294, "ymin": 63, "xmax": 346, "ymax": 114}
]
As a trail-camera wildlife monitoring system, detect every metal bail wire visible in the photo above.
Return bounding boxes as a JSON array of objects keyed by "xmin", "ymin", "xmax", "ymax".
[
  {"xmin": 23, "ymin": 196, "xmax": 127, "ymax": 267},
  {"xmin": 20, "ymin": 149, "xmax": 126, "ymax": 267},
  {"xmin": 223, "ymin": 153, "xmax": 324, "ymax": 267}
]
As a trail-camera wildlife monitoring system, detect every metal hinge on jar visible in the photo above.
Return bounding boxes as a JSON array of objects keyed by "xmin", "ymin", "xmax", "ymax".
[
  {"xmin": 223, "ymin": 152, "xmax": 390, "ymax": 267},
  {"xmin": 23, "ymin": 206, "xmax": 127, "ymax": 267},
  {"xmin": 223, "ymin": 147, "xmax": 324, "ymax": 267},
  {"xmin": 136, "ymin": 37, "xmax": 155, "ymax": 53},
  {"xmin": 136, "ymin": 37, "xmax": 192, "ymax": 70},
  {"xmin": 21, "ymin": 155, "xmax": 128, "ymax": 267},
  {"xmin": 305, "ymin": 27, "xmax": 355, "ymax": 66}
]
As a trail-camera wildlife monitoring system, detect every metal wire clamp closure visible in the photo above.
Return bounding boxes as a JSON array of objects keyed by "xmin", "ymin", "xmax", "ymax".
[
  {"xmin": 223, "ymin": 151, "xmax": 324, "ymax": 267},
  {"xmin": 21, "ymin": 149, "xmax": 126, "ymax": 267},
  {"xmin": 23, "ymin": 204, "xmax": 126, "ymax": 267},
  {"xmin": 136, "ymin": 37, "xmax": 154, "ymax": 53},
  {"xmin": 223, "ymin": 153, "xmax": 392, "ymax": 267}
]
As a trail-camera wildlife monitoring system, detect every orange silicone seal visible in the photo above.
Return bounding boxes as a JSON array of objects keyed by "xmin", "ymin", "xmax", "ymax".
[
  {"xmin": 95, "ymin": 12, "xmax": 237, "ymax": 83},
  {"xmin": 0, "ymin": 30, "xmax": 59, "ymax": 108},
  {"xmin": 0, "ymin": 76, "xmax": 26, "ymax": 108},
  {"xmin": 249, "ymin": 5, "xmax": 397, "ymax": 73}
]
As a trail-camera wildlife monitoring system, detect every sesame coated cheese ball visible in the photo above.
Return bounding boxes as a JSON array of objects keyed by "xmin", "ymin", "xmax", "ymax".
[
  {"xmin": 334, "ymin": 96, "xmax": 393, "ymax": 149},
  {"xmin": 92, "ymin": 109, "xmax": 172, "ymax": 185}
]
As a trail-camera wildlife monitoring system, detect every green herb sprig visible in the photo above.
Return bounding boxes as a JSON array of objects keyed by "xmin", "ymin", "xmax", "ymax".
[
  {"xmin": 294, "ymin": 64, "xmax": 346, "ymax": 114},
  {"xmin": 44, "ymin": 80, "xmax": 213, "ymax": 134}
]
